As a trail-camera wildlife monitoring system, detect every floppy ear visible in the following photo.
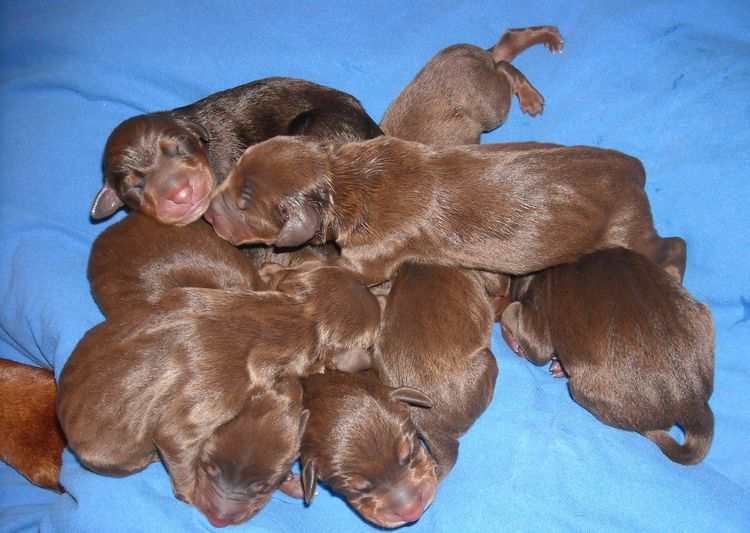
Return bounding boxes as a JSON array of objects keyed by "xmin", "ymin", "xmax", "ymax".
[
  {"xmin": 390, "ymin": 387, "xmax": 433, "ymax": 408},
  {"xmin": 276, "ymin": 203, "xmax": 321, "ymax": 248},
  {"xmin": 301, "ymin": 460, "xmax": 318, "ymax": 505},
  {"xmin": 331, "ymin": 346, "xmax": 372, "ymax": 373},
  {"xmin": 176, "ymin": 118, "xmax": 210, "ymax": 142},
  {"xmin": 91, "ymin": 184, "xmax": 124, "ymax": 219}
]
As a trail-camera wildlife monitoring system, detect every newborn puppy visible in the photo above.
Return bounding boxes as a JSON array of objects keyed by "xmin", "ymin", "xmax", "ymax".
[
  {"xmin": 258, "ymin": 263, "xmax": 382, "ymax": 373},
  {"xmin": 89, "ymin": 212, "xmax": 261, "ymax": 316},
  {"xmin": 380, "ymin": 25, "xmax": 563, "ymax": 145},
  {"xmin": 0, "ymin": 359, "xmax": 65, "ymax": 491},
  {"xmin": 206, "ymin": 136, "xmax": 681, "ymax": 284},
  {"xmin": 93, "ymin": 77, "xmax": 382, "ymax": 224},
  {"xmin": 58, "ymin": 286, "xmax": 335, "ymax": 524},
  {"xmin": 500, "ymin": 247, "xmax": 714, "ymax": 465},
  {"xmin": 374, "ymin": 263, "xmax": 498, "ymax": 479},
  {"xmin": 300, "ymin": 370, "xmax": 438, "ymax": 528}
]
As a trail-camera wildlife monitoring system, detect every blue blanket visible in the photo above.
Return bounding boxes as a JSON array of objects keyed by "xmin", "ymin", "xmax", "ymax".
[{"xmin": 1, "ymin": 1, "xmax": 749, "ymax": 531}]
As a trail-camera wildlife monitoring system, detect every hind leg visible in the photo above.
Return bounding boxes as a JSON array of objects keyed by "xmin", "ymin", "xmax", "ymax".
[
  {"xmin": 490, "ymin": 26, "xmax": 564, "ymax": 63},
  {"xmin": 495, "ymin": 62, "xmax": 545, "ymax": 116}
]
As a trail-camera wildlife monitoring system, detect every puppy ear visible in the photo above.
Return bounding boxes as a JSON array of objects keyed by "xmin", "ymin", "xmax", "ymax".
[
  {"xmin": 301, "ymin": 460, "xmax": 318, "ymax": 505},
  {"xmin": 276, "ymin": 204, "xmax": 321, "ymax": 248},
  {"xmin": 501, "ymin": 301, "xmax": 553, "ymax": 365},
  {"xmin": 91, "ymin": 184, "xmax": 124, "ymax": 219},
  {"xmin": 331, "ymin": 346, "xmax": 372, "ymax": 373},
  {"xmin": 176, "ymin": 118, "xmax": 211, "ymax": 142},
  {"xmin": 390, "ymin": 387, "xmax": 433, "ymax": 408}
]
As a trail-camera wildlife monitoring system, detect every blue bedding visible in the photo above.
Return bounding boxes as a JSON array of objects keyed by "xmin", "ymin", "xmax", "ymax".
[{"xmin": 1, "ymin": 1, "xmax": 749, "ymax": 531}]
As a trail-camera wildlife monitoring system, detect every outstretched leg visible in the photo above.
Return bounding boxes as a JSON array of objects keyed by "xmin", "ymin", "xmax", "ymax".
[
  {"xmin": 495, "ymin": 61, "xmax": 545, "ymax": 116},
  {"xmin": 490, "ymin": 25, "xmax": 564, "ymax": 63}
]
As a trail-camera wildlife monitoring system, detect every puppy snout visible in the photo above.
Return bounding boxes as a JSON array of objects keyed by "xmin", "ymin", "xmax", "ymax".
[{"xmin": 165, "ymin": 178, "xmax": 194, "ymax": 205}]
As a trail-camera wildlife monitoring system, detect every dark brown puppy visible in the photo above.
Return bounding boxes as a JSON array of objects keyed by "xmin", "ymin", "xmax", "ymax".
[
  {"xmin": 374, "ymin": 264, "xmax": 498, "ymax": 480},
  {"xmin": 380, "ymin": 26, "xmax": 563, "ymax": 145},
  {"xmin": 206, "ymin": 136, "xmax": 682, "ymax": 284},
  {"xmin": 0, "ymin": 359, "xmax": 65, "ymax": 491},
  {"xmin": 500, "ymin": 247, "xmax": 714, "ymax": 465},
  {"xmin": 58, "ymin": 274, "xmax": 378, "ymax": 526},
  {"xmin": 300, "ymin": 371, "xmax": 438, "ymax": 529},
  {"xmin": 93, "ymin": 77, "xmax": 382, "ymax": 224}
]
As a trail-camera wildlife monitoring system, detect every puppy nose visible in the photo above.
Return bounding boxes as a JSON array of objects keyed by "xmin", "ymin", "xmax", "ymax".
[
  {"xmin": 167, "ymin": 180, "xmax": 194, "ymax": 205},
  {"xmin": 205, "ymin": 511, "xmax": 232, "ymax": 528},
  {"xmin": 394, "ymin": 498, "xmax": 425, "ymax": 523}
]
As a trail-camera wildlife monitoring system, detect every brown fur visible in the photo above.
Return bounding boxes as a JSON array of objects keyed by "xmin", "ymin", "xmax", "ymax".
[
  {"xmin": 58, "ymin": 272, "xmax": 378, "ymax": 526},
  {"xmin": 374, "ymin": 264, "xmax": 498, "ymax": 479},
  {"xmin": 0, "ymin": 359, "xmax": 65, "ymax": 491},
  {"xmin": 300, "ymin": 371, "xmax": 438, "ymax": 528},
  {"xmin": 500, "ymin": 247, "xmax": 714, "ymax": 464},
  {"xmin": 380, "ymin": 26, "xmax": 563, "ymax": 145},
  {"xmin": 92, "ymin": 77, "xmax": 382, "ymax": 224},
  {"xmin": 206, "ymin": 135, "xmax": 683, "ymax": 284}
]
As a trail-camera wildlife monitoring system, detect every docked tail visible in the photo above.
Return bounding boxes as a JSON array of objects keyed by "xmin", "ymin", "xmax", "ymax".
[{"xmin": 641, "ymin": 404, "xmax": 714, "ymax": 465}]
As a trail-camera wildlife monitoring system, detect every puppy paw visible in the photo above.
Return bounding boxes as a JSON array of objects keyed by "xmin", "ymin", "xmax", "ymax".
[
  {"xmin": 549, "ymin": 358, "xmax": 567, "ymax": 378},
  {"xmin": 517, "ymin": 84, "xmax": 545, "ymax": 117},
  {"xmin": 542, "ymin": 27, "xmax": 564, "ymax": 53}
]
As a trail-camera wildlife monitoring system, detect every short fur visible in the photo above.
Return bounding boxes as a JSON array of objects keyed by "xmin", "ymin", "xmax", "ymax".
[
  {"xmin": 300, "ymin": 371, "xmax": 438, "ymax": 528},
  {"xmin": 374, "ymin": 264, "xmax": 498, "ymax": 479},
  {"xmin": 93, "ymin": 77, "xmax": 382, "ymax": 224},
  {"xmin": 380, "ymin": 26, "xmax": 563, "ymax": 145},
  {"xmin": 0, "ymin": 359, "xmax": 65, "ymax": 491},
  {"xmin": 500, "ymin": 247, "xmax": 715, "ymax": 464},
  {"xmin": 206, "ymin": 136, "xmax": 684, "ymax": 284}
]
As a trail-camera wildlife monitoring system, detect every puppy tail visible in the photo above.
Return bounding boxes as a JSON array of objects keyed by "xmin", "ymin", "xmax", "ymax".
[{"xmin": 641, "ymin": 404, "xmax": 714, "ymax": 465}]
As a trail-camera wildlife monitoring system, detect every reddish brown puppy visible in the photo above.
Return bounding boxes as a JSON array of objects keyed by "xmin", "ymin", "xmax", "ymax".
[
  {"xmin": 500, "ymin": 247, "xmax": 714, "ymax": 465},
  {"xmin": 380, "ymin": 25, "xmax": 563, "ymax": 145},
  {"xmin": 93, "ymin": 77, "xmax": 381, "ymax": 224},
  {"xmin": 206, "ymin": 136, "xmax": 682, "ymax": 284},
  {"xmin": 0, "ymin": 359, "xmax": 65, "ymax": 491},
  {"xmin": 300, "ymin": 370, "xmax": 438, "ymax": 529},
  {"xmin": 374, "ymin": 263, "xmax": 498, "ymax": 480}
]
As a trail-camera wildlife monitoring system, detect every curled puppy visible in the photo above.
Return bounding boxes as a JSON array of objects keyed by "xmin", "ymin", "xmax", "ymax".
[
  {"xmin": 300, "ymin": 370, "xmax": 438, "ymax": 528},
  {"xmin": 374, "ymin": 263, "xmax": 498, "ymax": 480},
  {"xmin": 60, "ymin": 286, "xmax": 347, "ymax": 524},
  {"xmin": 0, "ymin": 359, "xmax": 65, "ymax": 491},
  {"xmin": 380, "ymin": 25, "xmax": 563, "ymax": 145},
  {"xmin": 206, "ymin": 136, "xmax": 681, "ymax": 284},
  {"xmin": 93, "ymin": 77, "xmax": 382, "ymax": 224},
  {"xmin": 500, "ymin": 247, "xmax": 714, "ymax": 465}
]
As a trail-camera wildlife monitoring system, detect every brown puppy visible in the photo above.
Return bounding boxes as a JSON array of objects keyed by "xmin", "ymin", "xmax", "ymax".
[
  {"xmin": 380, "ymin": 25, "xmax": 563, "ymax": 145},
  {"xmin": 58, "ymin": 274, "xmax": 378, "ymax": 526},
  {"xmin": 500, "ymin": 247, "xmax": 714, "ymax": 465},
  {"xmin": 206, "ymin": 136, "xmax": 681, "ymax": 284},
  {"xmin": 89, "ymin": 213, "xmax": 262, "ymax": 316},
  {"xmin": 0, "ymin": 359, "xmax": 65, "ymax": 491},
  {"xmin": 300, "ymin": 370, "xmax": 438, "ymax": 528},
  {"xmin": 374, "ymin": 264, "xmax": 498, "ymax": 480},
  {"xmin": 93, "ymin": 77, "xmax": 382, "ymax": 224}
]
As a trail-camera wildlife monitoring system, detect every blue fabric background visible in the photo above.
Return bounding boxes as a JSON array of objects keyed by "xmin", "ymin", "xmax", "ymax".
[{"xmin": 1, "ymin": 1, "xmax": 748, "ymax": 531}]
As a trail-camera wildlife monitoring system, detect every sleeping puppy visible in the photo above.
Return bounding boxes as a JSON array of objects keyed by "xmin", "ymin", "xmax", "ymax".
[
  {"xmin": 374, "ymin": 264, "xmax": 498, "ymax": 480},
  {"xmin": 300, "ymin": 370, "xmax": 438, "ymax": 528},
  {"xmin": 0, "ymin": 359, "xmax": 65, "ymax": 492},
  {"xmin": 380, "ymin": 25, "xmax": 563, "ymax": 145},
  {"xmin": 58, "ymin": 278, "xmax": 378, "ymax": 525},
  {"xmin": 92, "ymin": 76, "xmax": 382, "ymax": 224},
  {"xmin": 205, "ymin": 136, "xmax": 683, "ymax": 284},
  {"xmin": 500, "ymin": 247, "xmax": 715, "ymax": 465}
]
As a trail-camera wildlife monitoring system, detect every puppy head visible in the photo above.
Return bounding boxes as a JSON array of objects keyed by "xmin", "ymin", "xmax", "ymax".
[
  {"xmin": 302, "ymin": 374, "xmax": 437, "ymax": 528},
  {"xmin": 261, "ymin": 263, "xmax": 382, "ymax": 373},
  {"xmin": 94, "ymin": 112, "xmax": 214, "ymax": 224},
  {"xmin": 192, "ymin": 383, "xmax": 308, "ymax": 528},
  {"xmin": 204, "ymin": 136, "xmax": 330, "ymax": 247},
  {"xmin": 500, "ymin": 274, "xmax": 554, "ymax": 365}
]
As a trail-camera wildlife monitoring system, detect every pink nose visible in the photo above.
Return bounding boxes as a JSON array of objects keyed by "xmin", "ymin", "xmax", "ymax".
[
  {"xmin": 395, "ymin": 499, "xmax": 425, "ymax": 523},
  {"xmin": 167, "ymin": 180, "xmax": 194, "ymax": 205},
  {"xmin": 205, "ymin": 512, "xmax": 231, "ymax": 528}
]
